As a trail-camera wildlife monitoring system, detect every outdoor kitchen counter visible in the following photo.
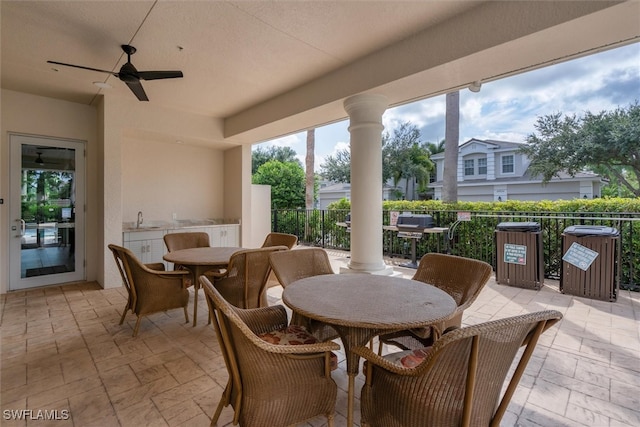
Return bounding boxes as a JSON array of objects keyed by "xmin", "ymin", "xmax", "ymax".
[{"xmin": 122, "ymin": 219, "xmax": 239, "ymax": 232}]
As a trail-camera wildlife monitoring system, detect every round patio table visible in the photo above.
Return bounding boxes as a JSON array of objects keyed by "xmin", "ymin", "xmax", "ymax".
[
  {"xmin": 163, "ymin": 246, "xmax": 243, "ymax": 326},
  {"xmin": 283, "ymin": 273, "xmax": 456, "ymax": 427}
]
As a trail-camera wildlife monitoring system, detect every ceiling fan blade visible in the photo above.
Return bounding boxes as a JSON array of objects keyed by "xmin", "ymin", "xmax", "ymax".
[
  {"xmin": 125, "ymin": 81, "xmax": 149, "ymax": 101},
  {"xmin": 137, "ymin": 71, "xmax": 183, "ymax": 80},
  {"xmin": 47, "ymin": 60, "xmax": 117, "ymax": 76}
]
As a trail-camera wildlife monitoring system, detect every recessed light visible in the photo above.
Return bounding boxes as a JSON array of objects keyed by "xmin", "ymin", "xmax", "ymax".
[
  {"xmin": 93, "ymin": 81, "xmax": 112, "ymax": 89},
  {"xmin": 176, "ymin": 140, "xmax": 183, "ymax": 144}
]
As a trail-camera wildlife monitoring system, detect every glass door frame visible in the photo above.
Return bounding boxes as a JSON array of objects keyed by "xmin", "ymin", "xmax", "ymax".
[{"xmin": 9, "ymin": 133, "xmax": 86, "ymax": 290}]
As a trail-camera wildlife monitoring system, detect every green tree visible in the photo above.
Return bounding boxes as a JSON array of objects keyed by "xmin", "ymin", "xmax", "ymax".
[
  {"xmin": 520, "ymin": 103, "xmax": 640, "ymax": 197},
  {"xmin": 425, "ymin": 139, "xmax": 445, "ymax": 155},
  {"xmin": 319, "ymin": 149, "xmax": 351, "ymax": 183},
  {"xmin": 252, "ymin": 160, "xmax": 305, "ymax": 208},
  {"xmin": 252, "ymin": 146, "xmax": 301, "ymax": 174},
  {"xmin": 382, "ymin": 122, "xmax": 433, "ymax": 199}
]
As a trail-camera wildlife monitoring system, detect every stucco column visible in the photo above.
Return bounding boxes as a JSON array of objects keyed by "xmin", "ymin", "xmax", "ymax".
[{"xmin": 343, "ymin": 94, "xmax": 394, "ymax": 275}]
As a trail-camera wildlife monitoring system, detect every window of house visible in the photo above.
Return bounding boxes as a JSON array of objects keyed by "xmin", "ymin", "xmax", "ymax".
[
  {"xmin": 502, "ymin": 155, "xmax": 514, "ymax": 174},
  {"xmin": 464, "ymin": 159, "xmax": 475, "ymax": 176},
  {"xmin": 478, "ymin": 158, "xmax": 487, "ymax": 175},
  {"xmin": 429, "ymin": 164, "xmax": 437, "ymax": 183}
]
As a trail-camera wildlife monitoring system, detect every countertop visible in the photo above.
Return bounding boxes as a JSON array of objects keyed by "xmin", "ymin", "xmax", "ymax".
[{"xmin": 123, "ymin": 219, "xmax": 240, "ymax": 232}]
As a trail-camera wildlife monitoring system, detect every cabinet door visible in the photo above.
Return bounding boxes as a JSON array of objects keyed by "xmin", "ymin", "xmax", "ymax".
[
  {"xmin": 209, "ymin": 227, "xmax": 223, "ymax": 247},
  {"xmin": 225, "ymin": 225, "xmax": 239, "ymax": 246},
  {"xmin": 122, "ymin": 232, "xmax": 166, "ymax": 264},
  {"xmin": 146, "ymin": 238, "xmax": 166, "ymax": 264},
  {"xmin": 125, "ymin": 240, "xmax": 146, "ymax": 261}
]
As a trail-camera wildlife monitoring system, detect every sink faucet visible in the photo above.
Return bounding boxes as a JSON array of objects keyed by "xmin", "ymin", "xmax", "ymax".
[{"xmin": 136, "ymin": 211, "xmax": 143, "ymax": 228}]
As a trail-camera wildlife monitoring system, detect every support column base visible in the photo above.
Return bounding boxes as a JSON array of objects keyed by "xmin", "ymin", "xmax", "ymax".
[{"xmin": 340, "ymin": 264, "xmax": 401, "ymax": 277}]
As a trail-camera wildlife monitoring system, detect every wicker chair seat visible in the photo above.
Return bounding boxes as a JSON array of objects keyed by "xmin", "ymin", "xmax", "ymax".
[
  {"xmin": 381, "ymin": 347, "xmax": 432, "ymax": 368},
  {"xmin": 258, "ymin": 325, "xmax": 339, "ymax": 370}
]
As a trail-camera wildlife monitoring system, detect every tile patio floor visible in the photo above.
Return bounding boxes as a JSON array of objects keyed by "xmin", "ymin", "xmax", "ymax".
[{"xmin": 1, "ymin": 249, "xmax": 639, "ymax": 426}]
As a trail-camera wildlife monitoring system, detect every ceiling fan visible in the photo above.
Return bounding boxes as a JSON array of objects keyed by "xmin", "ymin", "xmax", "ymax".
[{"xmin": 47, "ymin": 45, "xmax": 183, "ymax": 101}]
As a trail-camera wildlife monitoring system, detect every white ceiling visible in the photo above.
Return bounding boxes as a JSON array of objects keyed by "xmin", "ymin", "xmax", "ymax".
[{"xmin": 2, "ymin": 1, "xmax": 639, "ymax": 147}]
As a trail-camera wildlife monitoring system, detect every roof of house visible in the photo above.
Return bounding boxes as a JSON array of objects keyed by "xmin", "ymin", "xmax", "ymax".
[{"xmin": 431, "ymin": 138, "xmax": 527, "ymax": 159}]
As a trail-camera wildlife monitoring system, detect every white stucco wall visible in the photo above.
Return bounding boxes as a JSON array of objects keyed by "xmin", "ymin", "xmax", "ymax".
[
  {"xmin": 121, "ymin": 138, "xmax": 224, "ymax": 223},
  {"xmin": 0, "ymin": 89, "xmax": 98, "ymax": 294},
  {"xmin": 1, "ymin": 89, "xmax": 249, "ymax": 292}
]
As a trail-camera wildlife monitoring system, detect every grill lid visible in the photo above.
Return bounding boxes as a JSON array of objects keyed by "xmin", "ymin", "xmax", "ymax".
[{"xmin": 396, "ymin": 214, "xmax": 433, "ymax": 230}]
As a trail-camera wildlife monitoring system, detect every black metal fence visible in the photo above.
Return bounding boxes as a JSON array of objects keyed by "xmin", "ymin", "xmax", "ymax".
[{"xmin": 271, "ymin": 209, "xmax": 640, "ymax": 291}]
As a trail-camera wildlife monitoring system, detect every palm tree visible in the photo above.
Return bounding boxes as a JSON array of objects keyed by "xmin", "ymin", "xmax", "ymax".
[
  {"xmin": 305, "ymin": 129, "xmax": 315, "ymax": 209},
  {"xmin": 442, "ymin": 91, "xmax": 459, "ymax": 202}
]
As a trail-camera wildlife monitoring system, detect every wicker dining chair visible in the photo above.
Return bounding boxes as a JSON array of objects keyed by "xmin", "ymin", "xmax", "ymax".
[
  {"xmin": 164, "ymin": 231, "xmax": 210, "ymax": 252},
  {"xmin": 163, "ymin": 232, "xmax": 212, "ymax": 280},
  {"xmin": 260, "ymin": 232, "xmax": 298, "ymax": 249},
  {"xmin": 201, "ymin": 276, "xmax": 339, "ymax": 427},
  {"xmin": 354, "ymin": 310, "xmax": 563, "ymax": 427},
  {"xmin": 269, "ymin": 248, "xmax": 339, "ymax": 341},
  {"xmin": 379, "ymin": 253, "xmax": 493, "ymax": 352},
  {"xmin": 208, "ymin": 246, "xmax": 288, "ymax": 309},
  {"xmin": 108, "ymin": 244, "xmax": 190, "ymax": 337}
]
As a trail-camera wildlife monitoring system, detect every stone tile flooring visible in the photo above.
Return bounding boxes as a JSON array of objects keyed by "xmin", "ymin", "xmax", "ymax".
[{"xmin": 1, "ymin": 250, "xmax": 639, "ymax": 426}]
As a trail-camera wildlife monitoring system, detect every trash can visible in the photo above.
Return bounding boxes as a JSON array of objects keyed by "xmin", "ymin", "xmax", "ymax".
[
  {"xmin": 560, "ymin": 225, "xmax": 619, "ymax": 301},
  {"xmin": 495, "ymin": 222, "xmax": 544, "ymax": 289}
]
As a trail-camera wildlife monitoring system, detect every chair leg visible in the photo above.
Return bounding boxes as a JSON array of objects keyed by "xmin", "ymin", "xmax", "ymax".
[
  {"xmin": 133, "ymin": 316, "xmax": 142, "ymax": 337},
  {"xmin": 327, "ymin": 413, "xmax": 335, "ymax": 427},
  {"xmin": 210, "ymin": 397, "xmax": 226, "ymax": 426},
  {"xmin": 119, "ymin": 306, "xmax": 129, "ymax": 325},
  {"xmin": 183, "ymin": 306, "xmax": 190, "ymax": 324}
]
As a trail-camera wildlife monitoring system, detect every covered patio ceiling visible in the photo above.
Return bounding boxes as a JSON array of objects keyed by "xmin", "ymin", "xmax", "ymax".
[{"xmin": 2, "ymin": 1, "xmax": 639, "ymax": 147}]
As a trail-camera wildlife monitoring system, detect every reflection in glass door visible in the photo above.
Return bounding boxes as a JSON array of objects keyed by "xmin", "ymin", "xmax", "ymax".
[{"xmin": 10, "ymin": 134, "xmax": 85, "ymax": 289}]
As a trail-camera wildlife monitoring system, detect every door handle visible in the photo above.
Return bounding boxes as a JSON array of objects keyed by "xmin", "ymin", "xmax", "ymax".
[{"xmin": 14, "ymin": 219, "xmax": 26, "ymax": 238}]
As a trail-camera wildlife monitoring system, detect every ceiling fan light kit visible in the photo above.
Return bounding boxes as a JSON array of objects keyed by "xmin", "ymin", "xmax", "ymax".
[{"xmin": 48, "ymin": 45, "xmax": 183, "ymax": 101}]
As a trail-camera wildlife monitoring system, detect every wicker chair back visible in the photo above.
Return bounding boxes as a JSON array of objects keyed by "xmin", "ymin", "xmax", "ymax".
[
  {"xmin": 380, "ymin": 253, "xmax": 493, "ymax": 350},
  {"xmin": 269, "ymin": 248, "xmax": 338, "ymax": 341},
  {"xmin": 163, "ymin": 232, "xmax": 210, "ymax": 252},
  {"xmin": 356, "ymin": 310, "xmax": 562, "ymax": 427},
  {"xmin": 214, "ymin": 246, "xmax": 288, "ymax": 309},
  {"xmin": 261, "ymin": 232, "xmax": 298, "ymax": 249}
]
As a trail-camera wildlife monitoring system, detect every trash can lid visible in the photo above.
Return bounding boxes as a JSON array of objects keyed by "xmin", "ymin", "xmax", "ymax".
[
  {"xmin": 563, "ymin": 225, "xmax": 619, "ymax": 237},
  {"xmin": 496, "ymin": 222, "xmax": 540, "ymax": 232}
]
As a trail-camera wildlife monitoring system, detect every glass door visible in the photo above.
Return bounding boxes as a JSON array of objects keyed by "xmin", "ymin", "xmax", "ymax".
[{"xmin": 9, "ymin": 134, "xmax": 85, "ymax": 289}]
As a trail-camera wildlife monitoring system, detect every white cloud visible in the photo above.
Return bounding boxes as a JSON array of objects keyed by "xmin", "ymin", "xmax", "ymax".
[{"xmin": 264, "ymin": 133, "xmax": 301, "ymax": 148}]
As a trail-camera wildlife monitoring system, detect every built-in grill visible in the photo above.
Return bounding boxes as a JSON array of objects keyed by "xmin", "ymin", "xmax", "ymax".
[
  {"xmin": 396, "ymin": 213, "xmax": 434, "ymax": 268},
  {"xmin": 396, "ymin": 214, "xmax": 433, "ymax": 237}
]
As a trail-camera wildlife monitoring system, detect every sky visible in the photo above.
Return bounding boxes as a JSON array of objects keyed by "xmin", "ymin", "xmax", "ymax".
[{"xmin": 255, "ymin": 42, "xmax": 640, "ymax": 172}]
